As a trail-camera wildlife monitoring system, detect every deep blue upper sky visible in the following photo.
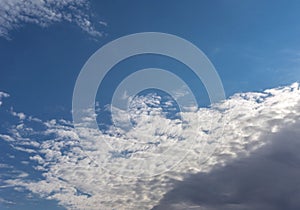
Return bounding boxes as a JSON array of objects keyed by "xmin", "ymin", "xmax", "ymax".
[{"xmin": 1, "ymin": 0, "xmax": 300, "ymax": 121}]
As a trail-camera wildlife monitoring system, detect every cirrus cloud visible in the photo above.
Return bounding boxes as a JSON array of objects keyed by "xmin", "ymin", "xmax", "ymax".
[{"xmin": 0, "ymin": 0, "xmax": 104, "ymax": 39}]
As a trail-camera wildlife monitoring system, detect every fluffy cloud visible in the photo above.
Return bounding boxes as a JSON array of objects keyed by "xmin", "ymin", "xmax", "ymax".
[
  {"xmin": 0, "ymin": 0, "xmax": 104, "ymax": 39},
  {"xmin": 1, "ymin": 83, "xmax": 300, "ymax": 209}
]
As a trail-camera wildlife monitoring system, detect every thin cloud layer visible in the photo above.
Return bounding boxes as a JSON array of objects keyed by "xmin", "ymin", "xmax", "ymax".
[
  {"xmin": 1, "ymin": 83, "xmax": 300, "ymax": 209},
  {"xmin": 0, "ymin": 0, "xmax": 103, "ymax": 39}
]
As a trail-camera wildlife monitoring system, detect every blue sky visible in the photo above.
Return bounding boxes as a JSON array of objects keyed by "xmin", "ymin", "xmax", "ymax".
[
  {"xmin": 1, "ymin": 0, "xmax": 300, "ymax": 119},
  {"xmin": 1, "ymin": 0, "xmax": 300, "ymax": 209}
]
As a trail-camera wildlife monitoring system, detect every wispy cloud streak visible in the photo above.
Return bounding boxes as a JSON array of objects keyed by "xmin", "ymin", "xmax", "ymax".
[{"xmin": 0, "ymin": 0, "xmax": 103, "ymax": 39}]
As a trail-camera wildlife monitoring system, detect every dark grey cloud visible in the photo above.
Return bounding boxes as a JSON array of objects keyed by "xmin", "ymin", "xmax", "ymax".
[{"xmin": 153, "ymin": 122, "xmax": 300, "ymax": 210}]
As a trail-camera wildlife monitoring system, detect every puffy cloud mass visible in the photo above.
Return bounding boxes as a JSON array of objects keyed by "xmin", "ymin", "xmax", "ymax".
[
  {"xmin": 1, "ymin": 83, "xmax": 300, "ymax": 209},
  {"xmin": 0, "ymin": 0, "xmax": 104, "ymax": 39},
  {"xmin": 153, "ymin": 122, "xmax": 300, "ymax": 210}
]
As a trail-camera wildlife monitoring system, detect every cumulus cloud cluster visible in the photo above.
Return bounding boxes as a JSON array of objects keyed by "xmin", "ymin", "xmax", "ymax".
[
  {"xmin": 1, "ymin": 83, "xmax": 300, "ymax": 209},
  {"xmin": 0, "ymin": 0, "xmax": 103, "ymax": 39}
]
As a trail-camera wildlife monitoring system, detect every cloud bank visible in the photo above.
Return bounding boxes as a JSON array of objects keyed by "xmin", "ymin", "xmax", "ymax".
[
  {"xmin": 1, "ymin": 83, "xmax": 300, "ymax": 209},
  {"xmin": 0, "ymin": 0, "xmax": 103, "ymax": 39},
  {"xmin": 153, "ymin": 122, "xmax": 300, "ymax": 210}
]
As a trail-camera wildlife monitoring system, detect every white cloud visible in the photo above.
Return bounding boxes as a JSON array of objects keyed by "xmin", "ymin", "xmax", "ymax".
[
  {"xmin": 1, "ymin": 83, "xmax": 300, "ymax": 209},
  {"xmin": 10, "ymin": 108, "xmax": 26, "ymax": 120},
  {"xmin": 0, "ymin": 91, "xmax": 9, "ymax": 98},
  {"xmin": 0, "ymin": 197, "xmax": 15, "ymax": 205},
  {"xmin": 0, "ymin": 0, "xmax": 104, "ymax": 39},
  {"xmin": 0, "ymin": 91, "xmax": 9, "ymax": 106}
]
